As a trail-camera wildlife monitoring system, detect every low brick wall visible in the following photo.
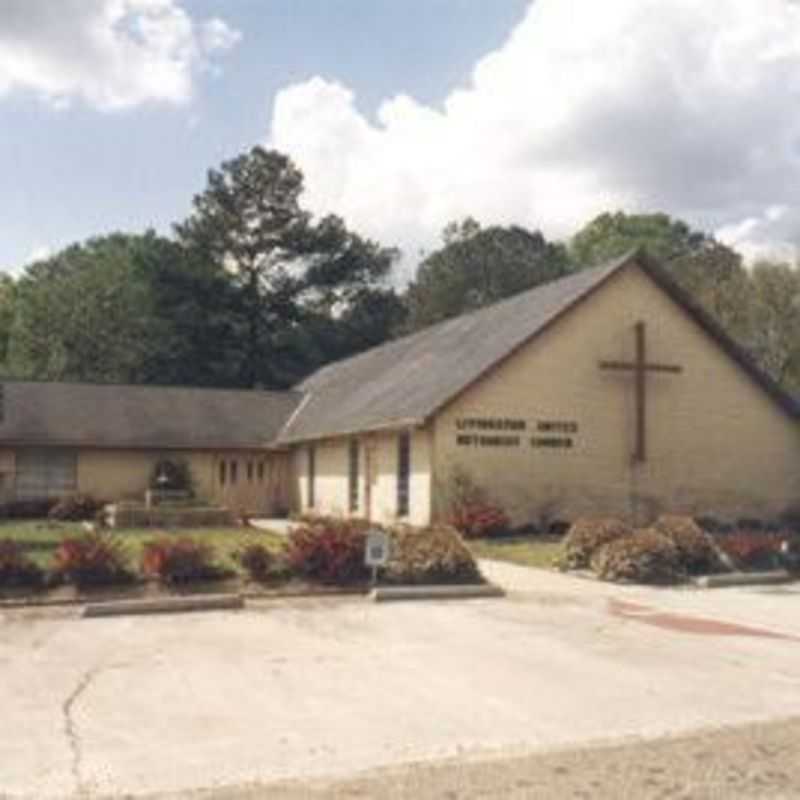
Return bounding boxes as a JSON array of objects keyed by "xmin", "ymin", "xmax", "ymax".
[{"xmin": 108, "ymin": 504, "xmax": 235, "ymax": 529}]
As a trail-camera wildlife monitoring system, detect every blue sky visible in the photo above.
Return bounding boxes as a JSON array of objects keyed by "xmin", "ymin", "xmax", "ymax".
[
  {"xmin": 2, "ymin": 0, "xmax": 800, "ymax": 276},
  {"xmin": 0, "ymin": 1, "xmax": 528, "ymax": 271}
]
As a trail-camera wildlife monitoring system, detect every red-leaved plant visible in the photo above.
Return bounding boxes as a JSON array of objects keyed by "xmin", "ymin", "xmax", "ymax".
[
  {"xmin": 286, "ymin": 519, "xmax": 370, "ymax": 584},
  {"xmin": 141, "ymin": 537, "xmax": 225, "ymax": 584},
  {"xmin": 54, "ymin": 531, "xmax": 133, "ymax": 587},
  {"xmin": 0, "ymin": 539, "xmax": 45, "ymax": 589},
  {"xmin": 717, "ymin": 532, "xmax": 784, "ymax": 569},
  {"xmin": 449, "ymin": 503, "xmax": 511, "ymax": 539}
]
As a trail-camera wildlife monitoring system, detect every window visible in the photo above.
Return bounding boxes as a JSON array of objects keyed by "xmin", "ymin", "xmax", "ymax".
[
  {"xmin": 15, "ymin": 448, "xmax": 77, "ymax": 501},
  {"xmin": 230, "ymin": 460, "xmax": 238, "ymax": 485},
  {"xmin": 307, "ymin": 445, "xmax": 316, "ymax": 508},
  {"xmin": 257, "ymin": 461, "xmax": 265, "ymax": 482},
  {"xmin": 219, "ymin": 460, "xmax": 226, "ymax": 486},
  {"xmin": 348, "ymin": 438, "xmax": 359, "ymax": 512},
  {"xmin": 396, "ymin": 431, "xmax": 410, "ymax": 517},
  {"xmin": 247, "ymin": 461, "xmax": 253, "ymax": 482}
]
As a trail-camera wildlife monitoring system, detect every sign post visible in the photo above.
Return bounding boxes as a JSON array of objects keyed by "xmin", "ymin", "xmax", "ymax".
[{"xmin": 365, "ymin": 529, "xmax": 391, "ymax": 587}]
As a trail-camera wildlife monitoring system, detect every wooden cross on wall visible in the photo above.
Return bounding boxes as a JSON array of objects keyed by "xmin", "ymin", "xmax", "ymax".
[{"xmin": 599, "ymin": 321, "xmax": 682, "ymax": 463}]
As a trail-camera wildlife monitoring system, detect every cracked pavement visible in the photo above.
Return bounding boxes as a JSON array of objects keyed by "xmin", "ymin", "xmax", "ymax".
[{"xmin": 1, "ymin": 563, "xmax": 799, "ymax": 799}]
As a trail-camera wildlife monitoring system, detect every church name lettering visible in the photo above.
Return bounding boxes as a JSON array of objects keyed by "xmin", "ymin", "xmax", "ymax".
[
  {"xmin": 456, "ymin": 434, "xmax": 521, "ymax": 448},
  {"xmin": 536, "ymin": 420, "xmax": 579, "ymax": 434},
  {"xmin": 455, "ymin": 417, "xmax": 527, "ymax": 432},
  {"xmin": 530, "ymin": 436, "xmax": 574, "ymax": 449},
  {"xmin": 454, "ymin": 416, "xmax": 580, "ymax": 451}
]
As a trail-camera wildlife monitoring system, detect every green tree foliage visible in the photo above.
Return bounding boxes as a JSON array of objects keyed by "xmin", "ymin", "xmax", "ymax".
[
  {"xmin": 8, "ymin": 233, "xmax": 167, "ymax": 382},
  {"xmin": 404, "ymin": 218, "xmax": 573, "ymax": 331},
  {"xmin": 6, "ymin": 232, "xmax": 244, "ymax": 386},
  {"xmin": 747, "ymin": 261, "xmax": 800, "ymax": 391},
  {"xmin": 570, "ymin": 212, "xmax": 751, "ymax": 341},
  {"xmin": 0, "ymin": 275, "xmax": 16, "ymax": 368},
  {"xmin": 174, "ymin": 146, "xmax": 398, "ymax": 387}
]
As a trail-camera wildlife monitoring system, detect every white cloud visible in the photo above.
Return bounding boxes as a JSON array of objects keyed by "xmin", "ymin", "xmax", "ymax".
[
  {"xmin": 26, "ymin": 244, "xmax": 52, "ymax": 264},
  {"xmin": 0, "ymin": 0, "xmax": 241, "ymax": 110},
  {"xmin": 269, "ymin": 0, "xmax": 800, "ymax": 273}
]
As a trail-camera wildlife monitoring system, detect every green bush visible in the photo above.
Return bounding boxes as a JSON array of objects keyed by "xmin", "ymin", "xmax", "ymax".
[
  {"xmin": 48, "ymin": 494, "xmax": 104, "ymax": 522},
  {"xmin": 591, "ymin": 529, "xmax": 682, "ymax": 584},
  {"xmin": 385, "ymin": 524, "xmax": 482, "ymax": 584},
  {"xmin": 557, "ymin": 517, "xmax": 634, "ymax": 570},
  {"xmin": 54, "ymin": 531, "xmax": 134, "ymax": 588},
  {"xmin": 141, "ymin": 537, "xmax": 226, "ymax": 584},
  {"xmin": 0, "ymin": 539, "xmax": 45, "ymax": 589},
  {"xmin": 653, "ymin": 515, "xmax": 723, "ymax": 574},
  {"xmin": 235, "ymin": 541, "xmax": 276, "ymax": 583},
  {"xmin": 286, "ymin": 518, "xmax": 371, "ymax": 584}
]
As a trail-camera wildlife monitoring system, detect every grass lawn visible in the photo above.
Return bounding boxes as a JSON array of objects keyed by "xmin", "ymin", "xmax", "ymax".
[
  {"xmin": 0, "ymin": 520, "xmax": 287, "ymax": 572},
  {"xmin": 468, "ymin": 535, "xmax": 563, "ymax": 569}
]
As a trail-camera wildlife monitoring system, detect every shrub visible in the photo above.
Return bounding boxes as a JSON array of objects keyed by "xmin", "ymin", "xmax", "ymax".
[
  {"xmin": 141, "ymin": 537, "xmax": 224, "ymax": 584},
  {"xmin": 235, "ymin": 541, "xmax": 275, "ymax": 583},
  {"xmin": 149, "ymin": 458, "xmax": 193, "ymax": 494},
  {"xmin": 385, "ymin": 524, "xmax": 482, "ymax": 585},
  {"xmin": 591, "ymin": 529, "xmax": 682, "ymax": 584},
  {"xmin": 0, "ymin": 499, "xmax": 57, "ymax": 519},
  {"xmin": 716, "ymin": 531, "xmax": 785, "ymax": 570},
  {"xmin": 54, "ymin": 531, "xmax": 133, "ymax": 587},
  {"xmin": 286, "ymin": 518, "xmax": 370, "ymax": 584},
  {"xmin": 48, "ymin": 494, "xmax": 103, "ymax": 522},
  {"xmin": 0, "ymin": 539, "xmax": 45, "ymax": 589},
  {"xmin": 652, "ymin": 515, "xmax": 723, "ymax": 574},
  {"xmin": 449, "ymin": 502, "xmax": 511, "ymax": 539},
  {"xmin": 557, "ymin": 517, "xmax": 634, "ymax": 570}
]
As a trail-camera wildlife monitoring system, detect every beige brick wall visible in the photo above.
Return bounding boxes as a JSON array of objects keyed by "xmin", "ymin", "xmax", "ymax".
[
  {"xmin": 77, "ymin": 450, "xmax": 216, "ymax": 503},
  {"xmin": 77, "ymin": 449, "xmax": 291, "ymax": 515},
  {"xmin": 291, "ymin": 429, "xmax": 432, "ymax": 526},
  {"xmin": 432, "ymin": 262, "xmax": 800, "ymax": 526}
]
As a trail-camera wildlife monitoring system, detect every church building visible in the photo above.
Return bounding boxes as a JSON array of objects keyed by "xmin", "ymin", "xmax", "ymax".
[{"xmin": 1, "ymin": 250, "xmax": 798, "ymax": 526}]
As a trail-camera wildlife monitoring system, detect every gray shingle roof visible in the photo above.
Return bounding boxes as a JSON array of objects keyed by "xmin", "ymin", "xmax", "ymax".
[
  {"xmin": 279, "ymin": 249, "xmax": 799, "ymax": 443},
  {"xmin": 278, "ymin": 253, "xmax": 633, "ymax": 443},
  {"xmin": 0, "ymin": 381, "xmax": 302, "ymax": 450}
]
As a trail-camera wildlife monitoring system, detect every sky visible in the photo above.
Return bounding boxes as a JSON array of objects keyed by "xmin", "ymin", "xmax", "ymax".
[{"xmin": 2, "ymin": 0, "xmax": 800, "ymax": 279}]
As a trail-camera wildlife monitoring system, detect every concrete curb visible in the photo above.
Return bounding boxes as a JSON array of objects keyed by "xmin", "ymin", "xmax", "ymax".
[
  {"xmin": 692, "ymin": 571, "xmax": 794, "ymax": 589},
  {"xmin": 370, "ymin": 583, "xmax": 505, "ymax": 602},
  {"xmin": 83, "ymin": 593, "xmax": 244, "ymax": 618}
]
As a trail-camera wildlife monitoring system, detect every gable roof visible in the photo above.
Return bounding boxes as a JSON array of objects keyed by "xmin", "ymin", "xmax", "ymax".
[
  {"xmin": 0, "ymin": 381, "xmax": 303, "ymax": 450},
  {"xmin": 279, "ymin": 249, "xmax": 798, "ymax": 443}
]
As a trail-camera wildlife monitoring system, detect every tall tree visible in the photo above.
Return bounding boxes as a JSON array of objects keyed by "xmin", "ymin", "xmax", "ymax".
[
  {"xmin": 747, "ymin": 261, "xmax": 800, "ymax": 391},
  {"xmin": 570, "ymin": 212, "xmax": 751, "ymax": 341},
  {"xmin": 8, "ymin": 233, "xmax": 166, "ymax": 382},
  {"xmin": 175, "ymin": 146, "xmax": 398, "ymax": 387},
  {"xmin": 404, "ymin": 218, "xmax": 574, "ymax": 331},
  {"xmin": 5, "ymin": 231, "xmax": 245, "ymax": 386}
]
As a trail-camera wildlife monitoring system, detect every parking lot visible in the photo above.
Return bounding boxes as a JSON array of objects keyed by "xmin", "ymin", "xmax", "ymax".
[{"xmin": 2, "ymin": 562, "xmax": 799, "ymax": 799}]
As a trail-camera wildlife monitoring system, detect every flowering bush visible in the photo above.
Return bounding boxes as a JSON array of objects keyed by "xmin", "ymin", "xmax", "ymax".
[
  {"xmin": 557, "ymin": 517, "xmax": 634, "ymax": 570},
  {"xmin": 591, "ymin": 529, "xmax": 682, "ymax": 584},
  {"xmin": 385, "ymin": 524, "xmax": 481, "ymax": 584},
  {"xmin": 717, "ymin": 532, "xmax": 784, "ymax": 570},
  {"xmin": 54, "ymin": 531, "xmax": 133, "ymax": 587},
  {"xmin": 286, "ymin": 518, "xmax": 370, "ymax": 584},
  {"xmin": 652, "ymin": 515, "xmax": 723, "ymax": 574},
  {"xmin": 141, "ymin": 537, "xmax": 224, "ymax": 584},
  {"xmin": 449, "ymin": 503, "xmax": 511, "ymax": 539},
  {"xmin": 0, "ymin": 539, "xmax": 44, "ymax": 589},
  {"xmin": 235, "ymin": 541, "xmax": 275, "ymax": 583}
]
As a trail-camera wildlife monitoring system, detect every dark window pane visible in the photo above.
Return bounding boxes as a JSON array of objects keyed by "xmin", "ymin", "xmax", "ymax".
[
  {"xmin": 308, "ymin": 446, "xmax": 316, "ymax": 508},
  {"xmin": 397, "ymin": 432, "xmax": 411, "ymax": 517},
  {"xmin": 348, "ymin": 438, "xmax": 359, "ymax": 512}
]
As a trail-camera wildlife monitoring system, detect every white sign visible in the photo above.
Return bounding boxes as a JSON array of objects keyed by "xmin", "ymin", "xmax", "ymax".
[{"xmin": 365, "ymin": 529, "xmax": 391, "ymax": 567}]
